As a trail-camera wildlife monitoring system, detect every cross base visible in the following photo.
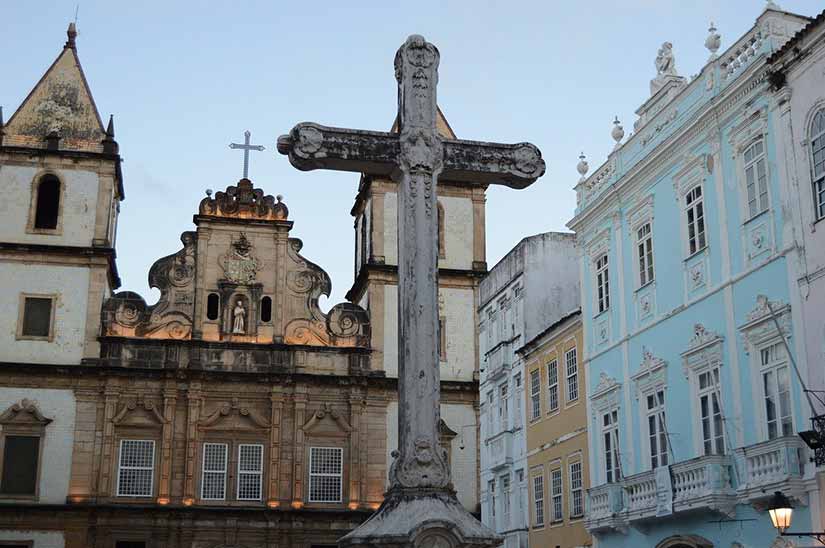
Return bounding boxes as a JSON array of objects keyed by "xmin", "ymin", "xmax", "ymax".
[{"xmin": 339, "ymin": 487, "xmax": 502, "ymax": 548}]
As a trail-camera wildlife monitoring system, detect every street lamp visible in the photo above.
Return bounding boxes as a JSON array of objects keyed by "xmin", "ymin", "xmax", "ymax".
[{"xmin": 767, "ymin": 491, "xmax": 825, "ymax": 544}]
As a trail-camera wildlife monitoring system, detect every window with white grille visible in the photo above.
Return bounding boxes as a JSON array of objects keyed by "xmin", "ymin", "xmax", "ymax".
[
  {"xmin": 550, "ymin": 468, "xmax": 562, "ymax": 523},
  {"xmin": 532, "ymin": 473, "xmax": 545, "ymax": 527},
  {"xmin": 595, "ymin": 254, "xmax": 610, "ymax": 313},
  {"xmin": 569, "ymin": 461, "xmax": 583, "ymax": 518},
  {"xmin": 237, "ymin": 444, "xmax": 263, "ymax": 501},
  {"xmin": 117, "ymin": 439, "xmax": 155, "ymax": 497},
  {"xmin": 565, "ymin": 348, "xmax": 578, "ymax": 403},
  {"xmin": 309, "ymin": 447, "xmax": 343, "ymax": 503},
  {"xmin": 761, "ymin": 343, "xmax": 793, "ymax": 440},
  {"xmin": 811, "ymin": 109, "xmax": 825, "ymax": 220},
  {"xmin": 530, "ymin": 369, "xmax": 541, "ymax": 421},
  {"xmin": 685, "ymin": 185, "xmax": 707, "ymax": 255},
  {"xmin": 547, "ymin": 360, "xmax": 559, "ymax": 413},
  {"xmin": 636, "ymin": 222, "xmax": 655, "ymax": 286},
  {"xmin": 201, "ymin": 443, "xmax": 228, "ymax": 500},
  {"xmin": 743, "ymin": 138, "xmax": 769, "ymax": 218}
]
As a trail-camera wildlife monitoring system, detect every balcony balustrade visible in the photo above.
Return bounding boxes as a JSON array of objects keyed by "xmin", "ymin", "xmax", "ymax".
[
  {"xmin": 735, "ymin": 436, "xmax": 806, "ymax": 504},
  {"xmin": 485, "ymin": 341, "xmax": 512, "ymax": 380},
  {"xmin": 488, "ymin": 431, "xmax": 513, "ymax": 471}
]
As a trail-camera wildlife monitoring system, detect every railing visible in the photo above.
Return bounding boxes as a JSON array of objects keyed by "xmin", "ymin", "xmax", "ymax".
[
  {"xmin": 720, "ymin": 29, "xmax": 764, "ymax": 81},
  {"xmin": 671, "ymin": 454, "xmax": 734, "ymax": 513},
  {"xmin": 488, "ymin": 431, "xmax": 513, "ymax": 471},
  {"xmin": 485, "ymin": 342, "xmax": 512, "ymax": 379},
  {"xmin": 585, "ymin": 483, "xmax": 626, "ymax": 532},
  {"xmin": 735, "ymin": 436, "xmax": 806, "ymax": 502},
  {"xmin": 624, "ymin": 471, "xmax": 657, "ymax": 514}
]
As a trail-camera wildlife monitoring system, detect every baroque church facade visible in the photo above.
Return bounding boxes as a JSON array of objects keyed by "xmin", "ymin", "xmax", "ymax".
[{"xmin": 0, "ymin": 24, "xmax": 483, "ymax": 548}]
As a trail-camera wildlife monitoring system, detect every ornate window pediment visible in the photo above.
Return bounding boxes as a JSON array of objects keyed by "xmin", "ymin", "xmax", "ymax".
[
  {"xmin": 112, "ymin": 396, "xmax": 167, "ymax": 428},
  {"xmin": 680, "ymin": 323, "xmax": 724, "ymax": 377},
  {"xmin": 739, "ymin": 294, "xmax": 791, "ymax": 354},
  {"xmin": 199, "ymin": 398, "xmax": 269, "ymax": 431},
  {"xmin": 591, "ymin": 372, "xmax": 622, "ymax": 413},
  {"xmin": 0, "ymin": 399, "xmax": 52, "ymax": 427},
  {"xmin": 631, "ymin": 347, "xmax": 667, "ymax": 398},
  {"xmin": 301, "ymin": 403, "xmax": 352, "ymax": 436}
]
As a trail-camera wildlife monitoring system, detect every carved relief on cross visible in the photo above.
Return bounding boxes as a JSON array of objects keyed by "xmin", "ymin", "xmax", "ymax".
[{"xmin": 278, "ymin": 35, "xmax": 545, "ymax": 493}]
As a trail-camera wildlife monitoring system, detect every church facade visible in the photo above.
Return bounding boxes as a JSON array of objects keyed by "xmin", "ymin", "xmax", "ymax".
[{"xmin": 0, "ymin": 24, "xmax": 483, "ymax": 548}]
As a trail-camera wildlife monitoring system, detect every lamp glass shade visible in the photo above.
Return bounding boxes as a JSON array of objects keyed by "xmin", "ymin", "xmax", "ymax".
[{"xmin": 769, "ymin": 506, "xmax": 793, "ymax": 533}]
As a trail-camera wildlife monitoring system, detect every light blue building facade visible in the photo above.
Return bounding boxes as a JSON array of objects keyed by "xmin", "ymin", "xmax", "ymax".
[{"xmin": 567, "ymin": 6, "xmax": 822, "ymax": 548}]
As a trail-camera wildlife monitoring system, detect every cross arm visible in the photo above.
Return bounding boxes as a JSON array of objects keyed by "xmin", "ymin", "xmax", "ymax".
[
  {"xmin": 229, "ymin": 144, "xmax": 266, "ymax": 151},
  {"xmin": 277, "ymin": 122, "xmax": 399, "ymax": 175},
  {"xmin": 442, "ymin": 139, "xmax": 545, "ymax": 189}
]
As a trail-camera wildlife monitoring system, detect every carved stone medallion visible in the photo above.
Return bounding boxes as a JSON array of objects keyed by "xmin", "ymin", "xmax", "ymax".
[{"xmin": 221, "ymin": 233, "xmax": 258, "ymax": 284}]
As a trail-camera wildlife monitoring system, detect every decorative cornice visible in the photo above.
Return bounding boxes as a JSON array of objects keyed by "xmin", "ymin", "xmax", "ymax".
[{"xmin": 0, "ymin": 399, "xmax": 52, "ymax": 426}]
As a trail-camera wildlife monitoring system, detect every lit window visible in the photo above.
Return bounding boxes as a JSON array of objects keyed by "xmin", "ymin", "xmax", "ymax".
[
  {"xmin": 809, "ymin": 109, "xmax": 825, "ymax": 220},
  {"xmin": 530, "ymin": 370, "xmax": 541, "ymax": 420},
  {"xmin": 761, "ymin": 343, "xmax": 793, "ymax": 439},
  {"xmin": 685, "ymin": 186, "xmax": 707, "ymax": 255},
  {"xmin": 646, "ymin": 389, "xmax": 668, "ymax": 468},
  {"xmin": 308, "ymin": 447, "xmax": 343, "ymax": 503},
  {"xmin": 743, "ymin": 139, "xmax": 769, "ymax": 218},
  {"xmin": 595, "ymin": 254, "xmax": 610, "ymax": 313},
  {"xmin": 565, "ymin": 348, "xmax": 578, "ymax": 403},
  {"xmin": 637, "ymin": 222, "xmax": 655, "ymax": 286},
  {"xmin": 603, "ymin": 410, "xmax": 621, "ymax": 483},
  {"xmin": 569, "ymin": 461, "xmax": 583, "ymax": 518},
  {"xmin": 117, "ymin": 440, "xmax": 155, "ymax": 497},
  {"xmin": 532, "ymin": 473, "xmax": 545, "ymax": 527},
  {"xmin": 698, "ymin": 368, "xmax": 725, "ymax": 455},
  {"xmin": 550, "ymin": 468, "xmax": 563, "ymax": 522},
  {"xmin": 547, "ymin": 360, "xmax": 559, "ymax": 413}
]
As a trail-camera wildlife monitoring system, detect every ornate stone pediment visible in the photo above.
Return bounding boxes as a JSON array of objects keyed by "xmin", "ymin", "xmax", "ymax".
[
  {"xmin": 631, "ymin": 347, "xmax": 667, "ymax": 398},
  {"xmin": 301, "ymin": 403, "xmax": 352, "ymax": 435},
  {"xmin": 199, "ymin": 178, "xmax": 288, "ymax": 221},
  {"xmin": 113, "ymin": 397, "xmax": 166, "ymax": 427},
  {"xmin": 591, "ymin": 372, "xmax": 622, "ymax": 413},
  {"xmin": 681, "ymin": 323, "xmax": 724, "ymax": 377},
  {"xmin": 0, "ymin": 399, "xmax": 52, "ymax": 426},
  {"xmin": 199, "ymin": 399, "xmax": 269, "ymax": 430},
  {"xmin": 739, "ymin": 294, "xmax": 791, "ymax": 354}
]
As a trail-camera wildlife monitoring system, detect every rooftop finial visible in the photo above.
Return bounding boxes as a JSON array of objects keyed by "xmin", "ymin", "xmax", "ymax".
[
  {"xmin": 577, "ymin": 153, "xmax": 589, "ymax": 181},
  {"xmin": 611, "ymin": 117, "xmax": 624, "ymax": 147},
  {"xmin": 765, "ymin": 0, "xmax": 781, "ymax": 11},
  {"xmin": 705, "ymin": 22, "xmax": 721, "ymax": 61},
  {"xmin": 102, "ymin": 114, "xmax": 119, "ymax": 154},
  {"xmin": 106, "ymin": 114, "xmax": 115, "ymax": 138},
  {"xmin": 66, "ymin": 22, "xmax": 77, "ymax": 49}
]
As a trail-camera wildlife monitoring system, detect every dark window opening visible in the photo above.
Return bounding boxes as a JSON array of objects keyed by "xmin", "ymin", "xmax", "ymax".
[
  {"xmin": 21, "ymin": 297, "xmax": 52, "ymax": 338},
  {"xmin": 260, "ymin": 296, "xmax": 272, "ymax": 323},
  {"xmin": 115, "ymin": 542, "xmax": 147, "ymax": 548},
  {"xmin": 206, "ymin": 293, "xmax": 219, "ymax": 321},
  {"xmin": 34, "ymin": 175, "xmax": 60, "ymax": 230},
  {"xmin": 1, "ymin": 435, "xmax": 39, "ymax": 495}
]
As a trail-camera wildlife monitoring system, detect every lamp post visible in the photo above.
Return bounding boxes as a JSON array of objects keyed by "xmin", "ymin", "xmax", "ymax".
[{"xmin": 767, "ymin": 491, "xmax": 825, "ymax": 545}]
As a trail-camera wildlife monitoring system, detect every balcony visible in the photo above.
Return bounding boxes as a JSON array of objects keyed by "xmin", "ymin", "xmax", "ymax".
[
  {"xmin": 585, "ymin": 483, "xmax": 626, "ymax": 533},
  {"xmin": 735, "ymin": 436, "xmax": 806, "ymax": 504},
  {"xmin": 487, "ymin": 431, "xmax": 513, "ymax": 471},
  {"xmin": 671, "ymin": 455, "xmax": 735, "ymax": 515},
  {"xmin": 485, "ymin": 342, "xmax": 512, "ymax": 381}
]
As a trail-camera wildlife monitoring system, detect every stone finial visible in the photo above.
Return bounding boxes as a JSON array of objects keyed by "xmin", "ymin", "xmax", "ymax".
[
  {"xmin": 705, "ymin": 22, "xmax": 721, "ymax": 61},
  {"xmin": 102, "ymin": 114, "xmax": 119, "ymax": 154},
  {"xmin": 764, "ymin": 0, "xmax": 781, "ymax": 11},
  {"xmin": 611, "ymin": 117, "xmax": 624, "ymax": 147},
  {"xmin": 205, "ymin": 189, "xmax": 213, "ymax": 197},
  {"xmin": 66, "ymin": 22, "xmax": 77, "ymax": 49},
  {"xmin": 577, "ymin": 153, "xmax": 589, "ymax": 181},
  {"xmin": 105, "ymin": 114, "xmax": 115, "ymax": 138},
  {"xmin": 276, "ymin": 194, "xmax": 284, "ymax": 202}
]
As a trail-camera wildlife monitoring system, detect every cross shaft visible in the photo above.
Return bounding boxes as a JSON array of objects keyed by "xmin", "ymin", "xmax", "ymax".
[{"xmin": 229, "ymin": 130, "xmax": 265, "ymax": 179}]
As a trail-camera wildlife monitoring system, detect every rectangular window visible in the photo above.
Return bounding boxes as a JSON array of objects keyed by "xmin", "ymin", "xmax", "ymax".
[
  {"xmin": 501, "ymin": 474, "xmax": 511, "ymax": 522},
  {"xmin": 530, "ymin": 369, "xmax": 541, "ymax": 420},
  {"xmin": 595, "ymin": 254, "xmax": 610, "ymax": 313},
  {"xmin": 565, "ymin": 348, "xmax": 578, "ymax": 403},
  {"xmin": 547, "ymin": 360, "xmax": 559, "ymax": 413},
  {"xmin": 488, "ymin": 479, "xmax": 496, "ymax": 519},
  {"xmin": 439, "ymin": 316, "xmax": 447, "ymax": 361},
  {"xmin": 685, "ymin": 186, "xmax": 707, "ymax": 255},
  {"xmin": 499, "ymin": 384, "xmax": 509, "ymax": 430},
  {"xmin": 744, "ymin": 139, "xmax": 769, "ymax": 218},
  {"xmin": 0, "ymin": 435, "xmax": 39, "ymax": 496},
  {"xmin": 19, "ymin": 296, "xmax": 54, "ymax": 339},
  {"xmin": 761, "ymin": 343, "xmax": 793, "ymax": 439},
  {"xmin": 237, "ymin": 443, "xmax": 263, "ymax": 501},
  {"xmin": 513, "ymin": 373, "xmax": 522, "ymax": 428},
  {"xmin": 699, "ymin": 368, "xmax": 725, "ymax": 455},
  {"xmin": 550, "ymin": 468, "xmax": 563, "ymax": 523},
  {"xmin": 646, "ymin": 389, "xmax": 668, "ymax": 469},
  {"xmin": 637, "ymin": 222, "xmax": 655, "ymax": 286},
  {"xmin": 532, "ymin": 473, "xmax": 545, "ymax": 527},
  {"xmin": 812, "ymin": 113, "xmax": 825, "ymax": 219},
  {"xmin": 309, "ymin": 447, "xmax": 343, "ymax": 503},
  {"xmin": 117, "ymin": 439, "xmax": 155, "ymax": 497},
  {"xmin": 603, "ymin": 410, "xmax": 621, "ymax": 483},
  {"xmin": 201, "ymin": 442, "xmax": 228, "ymax": 500},
  {"xmin": 569, "ymin": 461, "xmax": 583, "ymax": 518}
]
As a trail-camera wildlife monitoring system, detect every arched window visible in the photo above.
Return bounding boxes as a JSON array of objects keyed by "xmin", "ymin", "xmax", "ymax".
[
  {"xmin": 260, "ymin": 296, "xmax": 272, "ymax": 323},
  {"xmin": 437, "ymin": 201, "xmax": 446, "ymax": 259},
  {"xmin": 33, "ymin": 175, "xmax": 60, "ymax": 230},
  {"xmin": 206, "ymin": 293, "xmax": 220, "ymax": 320},
  {"xmin": 810, "ymin": 109, "xmax": 825, "ymax": 220}
]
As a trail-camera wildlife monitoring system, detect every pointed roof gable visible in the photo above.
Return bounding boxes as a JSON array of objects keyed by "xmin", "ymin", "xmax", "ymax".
[
  {"xmin": 390, "ymin": 106, "xmax": 457, "ymax": 139},
  {"xmin": 4, "ymin": 23, "xmax": 106, "ymax": 153}
]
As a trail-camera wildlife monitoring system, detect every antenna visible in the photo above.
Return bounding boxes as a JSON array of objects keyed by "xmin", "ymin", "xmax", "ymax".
[{"xmin": 74, "ymin": 2, "xmax": 80, "ymax": 25}]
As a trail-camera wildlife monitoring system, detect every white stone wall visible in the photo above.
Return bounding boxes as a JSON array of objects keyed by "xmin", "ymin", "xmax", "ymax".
[
  {"xmin": 0, "ymin": 388, "xmax": 76, "ymax": 504},
  {"xmin": 0, "ymin": 263, "xmax": 90, "ymax": 364},
  {"xmin": 382, "ymin": 285, "xmax": 475, "ymax": 382},
  {"xmin": 385, "ymin": 401, "xmax": 478, "ymax": 510},
  {"xmin": 382, "ymin": 191, "xmax": 474, "ymax": 270},
  {"xmin": 0, "ymin": 530, "xmax": 64, "ymax": 548},
  {"xmin": 0, "ymin": 165, "xmax": 100, "ymax": 246}
]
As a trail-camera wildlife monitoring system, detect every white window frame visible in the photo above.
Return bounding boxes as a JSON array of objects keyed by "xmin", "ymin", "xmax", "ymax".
[
  {"xmin": 550, "ymin": 467, "xmax": 563, "ymax": 523},
  {"xmin": 759, "ymin": 342, "xmax": 794, "ymax": 440},
  {"xmin": 547, "ymin": 359, "xmax": 559, "ymax": 413},
  {"xmin": 116, "ymin": 439, "xmax": 155, "ymax": 498},
  {"xmin": 565, "ymin": 347, "xmax": 579, "ymax": 404},
  {"xmin": 488, "ymin": 478, "xmax": 496, "ymax": 520},
  {"xmin": 810, "ymin": 108, "xmax": 825, "ymax": 220},
  {"xmin": 513, "ymin": 373, "xmax": 523, "ymax": 428},
  {"xmin": 698, "ymin": 367, "xmax": 725, "ymax": 455},
  {"xmin": 602, "ymin": 409, "xmax": 621, "ymax": 483},
  {"xmin": 743, "ymin": 138, "xmax": 769, "ymax": 219},
  {"xmin": 201, "ymin": 442, "xmax": 228, "ymax": 501},
  {"xmin": 236, "ymin": 443, "xmax": 264, "ymax": 501},
  {"xmin": 645, "ymin": 388, "xmax": 668, "ymax": 469},
  {"xmin": 532, "ymin": 472, "xmax": 545, "ymax": 528},
  {"xmin": 595, "ymin": 253, "xmax": 610, "ymax": 314},
  {"xmin": 308, "ymin": 446, "xmax": 344, "ymax": 503},
  {"xmin": 530, "ymin": 369, "xmax": 541, "ymax": 421},
  {"xmin": 636, "ymin": 221, "xmax": 655, "ymax": 287},
  {"xmin": 500, "ymin": 473, "xmax": 511, "ymax": 525},
  {"xmin": 569, "ymin": 461, "xmax": 583, "ymax": 519},
  {"xmin": 684, "ymin": 185, "xmax": 707, "ymax": 256},
  {"xmin": 499, "ymin": 383, "xmax": 509, "ymax": 431}
]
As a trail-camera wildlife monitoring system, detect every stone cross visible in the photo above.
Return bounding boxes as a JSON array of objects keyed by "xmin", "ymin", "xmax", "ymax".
[
  {"xmin": 278, "ymin": 35, "xmax": 544, "ymax": 548},
  {"xmin": 229, "ymin": 130, "xmax": 265, "ymax": 179}
]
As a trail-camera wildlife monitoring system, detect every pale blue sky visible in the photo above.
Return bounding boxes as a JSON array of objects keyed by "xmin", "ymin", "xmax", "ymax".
[{"xmin": 2, "ymin": 1, "xmax": 820, "ymax": 307}]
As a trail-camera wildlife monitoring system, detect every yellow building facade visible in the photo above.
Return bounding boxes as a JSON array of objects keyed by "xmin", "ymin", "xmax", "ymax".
[{"xmin": 518, "ymin": 309, "xmax": 590, "ymax": 548}]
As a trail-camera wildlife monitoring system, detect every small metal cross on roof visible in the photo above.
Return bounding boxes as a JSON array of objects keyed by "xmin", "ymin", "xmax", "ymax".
[{"xmin": 229, "ymin": 130, "xmax": 265, "ymax": 179}]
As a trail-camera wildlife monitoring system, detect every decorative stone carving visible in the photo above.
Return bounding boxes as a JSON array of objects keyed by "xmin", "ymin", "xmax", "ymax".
[
  {"xmin": 301, "ymin": 403, "xmax": 353, "ymax": 434},
  {"xmin": 632, "ymin": 347, "xmax": 667, "ymax": 398},
  {"xmin": 199, "ymin": 178, "xmax": 288, "ymax": 221},
  {"xmin": 681, "ymin": 324, "xmax": 724, "ymax": 378},
  {"xmin": 706, "ymin": 23, "xmax": 721, "ymax": 61},
  {"xmin": 651, "ymin": 42, "xmax": 682, "ymax": 94},
  {"xmin": 112, "ymin": 396, "xmax": 167, "ymax": 426},
  {"xmin": 612, "ymin": 117, "xmax": 624, "ymax": 147},
  {"xmin": 740, "ymin": 295, "xmax": 791, "ymax": 354},
  {"xmin": 746, "ymin": 294, "xmax": 786, "ymax": 323},
  {"xmin": 577, "ymin": 152, "xmax": 589, "ymax": 181},
  {"xmin": 199, "ymin": 398, "xmax": 269, "ymax": 430},
  {"xmin": 221, "ymin": 233, "xmax": 258, "ymax": 285},
  {"xmin": 102, "ymin": 231, "xmax": 197, "ymax": 339},
  {"xmin": 0, "ymin": 399, "xmax": 52, "ymax": 426}
]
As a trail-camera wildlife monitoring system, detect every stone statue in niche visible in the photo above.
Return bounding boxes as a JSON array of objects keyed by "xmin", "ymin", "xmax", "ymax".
[{"xmin": 232, "ymin": 299, "xmax": 246, "ymax": 334}]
